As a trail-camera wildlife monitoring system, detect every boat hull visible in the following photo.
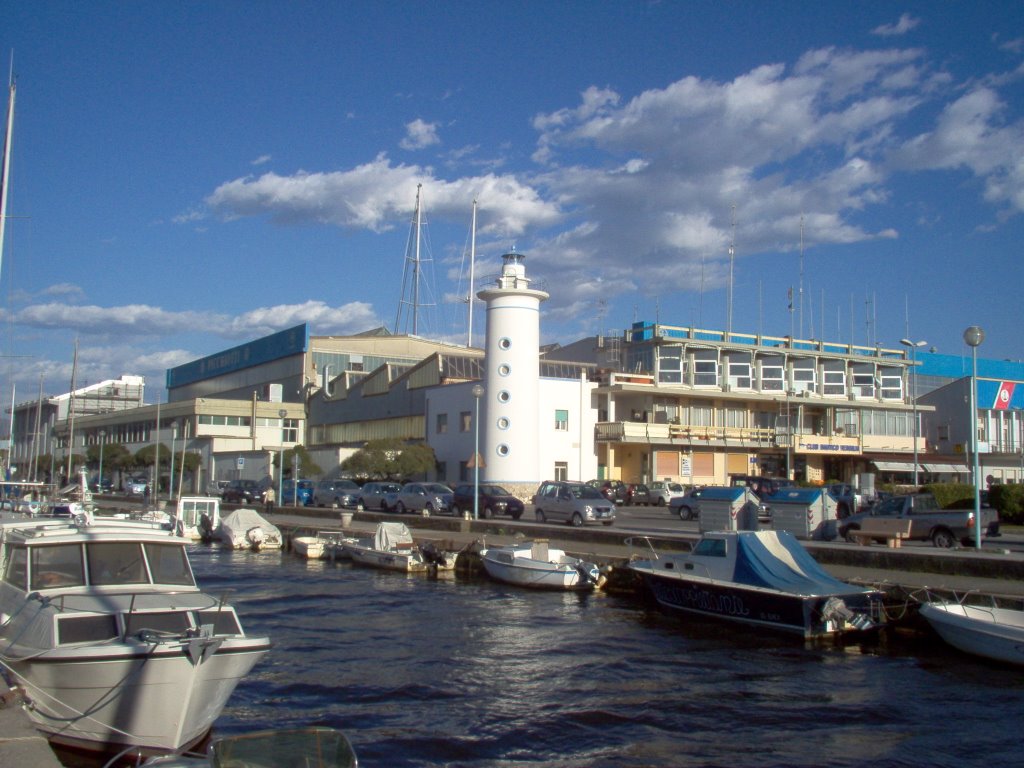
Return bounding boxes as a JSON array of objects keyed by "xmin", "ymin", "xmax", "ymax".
[
  {"xmin": 480, "ymin": 548, "xmax": 597, "ymax": 590},
  {"xmin": 6, "ymin": 636, "xmax": 269, "ymax": 753},
  {"xmin": 293, "ymin": 536, "xmax": 325, "ymax": 559},
  {"xmin": 919, "ymin": 603, "xmax": 1024, "ymax": 666}
]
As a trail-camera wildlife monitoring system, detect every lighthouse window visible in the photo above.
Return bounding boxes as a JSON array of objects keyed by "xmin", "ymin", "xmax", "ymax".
[
  {"xmin": 498, "ymin": 364, "xmax": 511, "ymax": 376},
  {"xmin": 496, "ymin": 444, "xmax": 510, "ymax": 457},
  {"xmin": 497, "ymin": 390, "xmax": 511, "ymax": 403},
  {"xmin": 497, "ymin": 417, "xmax": 510, "ymax": 430},
  {"xmin": 498, "ymin": 337, "xmax": 512, "ymax": 350}
]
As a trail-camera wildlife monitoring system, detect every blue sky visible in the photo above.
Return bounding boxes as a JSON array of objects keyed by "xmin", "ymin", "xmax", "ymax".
[{"xmin": 1, "ymin": 2, "xmax": 1022, "ymax": 402}]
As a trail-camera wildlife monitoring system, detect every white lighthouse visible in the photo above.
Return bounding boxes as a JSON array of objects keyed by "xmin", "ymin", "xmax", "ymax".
[{"xmin": 477, "ymin": 250, "xmax": 549, "ymax": 487}]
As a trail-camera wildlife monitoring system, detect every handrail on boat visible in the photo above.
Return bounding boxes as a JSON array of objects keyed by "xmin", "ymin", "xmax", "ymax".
[{"xmin": 623, "ymin": 536, "xmax": 660, "ymax": 560}]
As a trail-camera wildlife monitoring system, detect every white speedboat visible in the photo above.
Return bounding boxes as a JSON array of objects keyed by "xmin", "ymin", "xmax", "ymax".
[
  {"xmin": 293, "ymin": 530, "xmax": 346, "ymax": 560},
  {"xmin": 0, "ymin": 515, "xmax": 270, "ymax": 755},
  {"xmin": 480, "ymin": 540, "xmax": 601, "ymax": 590},
  {"xmin": 918, "ymin": 599, "xmax": 1024, "ymax": 666},
  {"xmin": 217, "ymin": 509, "xmax": 282, "ymax": 551},
  {"xmin": 627, "ymin": 530, "xmax": 884, "ymax": 638},
  {"xmin": 343, "ymin": 522, "xmax": 456, "ymax": 572},
  {"xmin": 173, "ymin": 496, "xmax": 221, "ymax": 541}
]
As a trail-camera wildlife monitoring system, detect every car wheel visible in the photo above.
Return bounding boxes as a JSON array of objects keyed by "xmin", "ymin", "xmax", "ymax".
[
  {"xmin": 483, "ymin": 506, "xmax": 494, "ymax": 520},
  {"xmin": 396, "ymin": 501, "xmax": 406, "ymax": 514},
  {"xmin": 932, "ymin": 529, "xmax": 956, "ymax": 549},
  {"xmin": 570, "ymin": 512, "xmax": 583, "ymax": 527},
  {"xmin": 842, "ymin": 526, "xmax": 859, "ymax": 543},
  {"xmin": 677, "ymin": 506, "xmax": 690, "ymax": 521},
  {"xmin": 535, "ymin": 509, "xmax": 547, "ymax": 523},
  {"xmin": 657, "ymin": 498, "xmax": 666, "ymax": 506},
  {"xmin": 380, "ymin": 501, "xmax": 389, "ymax": 511},
  {"xmin": 512, "ymin": 511, "xmax": 523, "ymax": 520}
]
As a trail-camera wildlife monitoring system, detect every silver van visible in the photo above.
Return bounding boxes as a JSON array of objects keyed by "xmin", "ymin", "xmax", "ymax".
[{"xmin": 532, "ymin": 481, "xmax": 616, "ymax": 527}]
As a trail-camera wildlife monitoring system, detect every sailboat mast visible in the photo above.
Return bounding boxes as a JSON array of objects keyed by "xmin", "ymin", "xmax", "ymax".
[
  {"xmin": 413, "ymin": 185, "xmax": 421, "ymax": 336},
  {"xmin": 65, "ymin": 339, "xmax": 79, "ymax": 483},
  {"xmin": 0, "ymin": 74, "xmax": 15, "ymax": 284},
  {"xmin": 467, "ymin": 199, "xmax": 477, "ymax": 347}
]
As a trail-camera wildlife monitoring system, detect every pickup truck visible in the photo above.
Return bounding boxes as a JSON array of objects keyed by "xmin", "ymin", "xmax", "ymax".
[{"xmin": 837, "ymin": 493, "xmax": 1000, "ymax": 548}]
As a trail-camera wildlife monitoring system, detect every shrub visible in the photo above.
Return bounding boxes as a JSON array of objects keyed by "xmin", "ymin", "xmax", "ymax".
[{"xmin": 990, "ymin": 485, "xmax": 1024, "ymax": 524}]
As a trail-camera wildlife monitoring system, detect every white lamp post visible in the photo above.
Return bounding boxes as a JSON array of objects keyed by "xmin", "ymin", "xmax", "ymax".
[
  {"xmin": 472, "ymin": 384, "xmax": 484, "ymax": 521},
  {"xmin": 97, "ymin": 429, "xmax": 106, "ymax": 494},
  {"xmin": 899, "ymin": 339, "xmax": 927, "ymax": 487},
  {"xmin": 278, "ymin": 409, "xmax": 287, "ymax": 506},
  {"xmin": 963, "ymin": 326, "xmax": 985, "ymax": 550}
]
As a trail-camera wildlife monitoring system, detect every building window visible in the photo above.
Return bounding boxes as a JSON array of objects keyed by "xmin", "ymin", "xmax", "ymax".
[
  {"xmin": 554, "ymin": 462, "xmax": 568, "ymax": 481},
  {"xmin": 727, "ymin": 360, "xmax": 752, "ymax": 389},
  {"xmin": 658, "ymin": 347, "xmax": 682, "ymax": 384},
  {"xmin": 823, "ymin": 367, "xmax": 845, "ymax": 397},
  {"xmin": 497, "ymin": 390, "xmax": 511, "ymax": 403},
  {"xmin": 852, "ymin": 364, "xmax": 875, "ymax": 398},
  {"xmin": 282, "ymin": 418, "xmax": 298, "ymax": 443},
  {"xmin": 435, "ymin": 461, "xmax": 447, "ymax": 481},
  {"xmin": 436, "ymin": 413, "xmax": 448, "ymax": 434},
  {"xmin": 879, "ymin": 368, "xmax": 903, "ymax": 400},
  {"xmin": 792, "ymin": 360, "xmax": 815, "ymax": 394},
  {"xmin": 498, "ymin": 337, "xmax": 512, "ymax": 350},
  {"xmin": 693, "ymin": 350, "xmax": 718, "ymax": 387},
  {"xmin": 760, "ymin": 359, "xmax": 784, "ymax": 392},
  {"xmin": 497, "ymin": 444, "xmax": 510, "ymax": 457},
  {"xmin": 460, "ymin": 412, "xmax": 471, "ymax": 432},
  {"xmin": 555, "ymin": 409, "xmax": 569, "ymax": 431}
]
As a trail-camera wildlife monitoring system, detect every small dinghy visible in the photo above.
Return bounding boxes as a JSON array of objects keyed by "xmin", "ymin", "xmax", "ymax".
[
  {"xmin": 918, "ymin": 598, "xmax": 1024, "ymax": 666},
  {"xmin": 480, "ymin": 539, "xmax": 601, "ymax": 590},
  {"xmin": 217, "ymin": 509, "xmax": 282, "ymax": 551}
]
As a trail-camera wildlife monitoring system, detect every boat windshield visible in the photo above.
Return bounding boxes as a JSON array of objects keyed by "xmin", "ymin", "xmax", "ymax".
[{"xmin": 23, "ymin": 541, "xmax": 195, "ymax": 590}]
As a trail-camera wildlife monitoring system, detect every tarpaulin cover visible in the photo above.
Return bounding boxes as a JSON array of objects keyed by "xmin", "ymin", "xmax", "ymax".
[
  {"xmin": 373, "ymin": 522, "xmax": 414, "ymax": 551},
  {"xmin": 730, "ymin": 530, "xmax": 867, "ymax": 596}
]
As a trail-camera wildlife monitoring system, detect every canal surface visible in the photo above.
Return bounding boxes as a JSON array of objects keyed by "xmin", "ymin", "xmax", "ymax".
[{"xmin": 177, "ymin": 546, "xmax": 1024, "ymax": 767}]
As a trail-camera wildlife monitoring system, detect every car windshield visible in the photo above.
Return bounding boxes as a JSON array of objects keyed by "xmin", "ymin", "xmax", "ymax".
[
  {"xmin": 425, "ymin": 484, "xmax": 452, "ymax": 493},
  {"xmin": 574, "ymin": 485, "xmax": 603, "ymax": 499},
  {"xmin": 482, "ymin": 485, "xmax": 510, "ymax": 495},
  {"xmin": 668, "ymin": 483, "xmax": 684, "ymax": 492},
  {"xmin": 335, "ymin": 481, "xmax": 359, "ymax": 490}
]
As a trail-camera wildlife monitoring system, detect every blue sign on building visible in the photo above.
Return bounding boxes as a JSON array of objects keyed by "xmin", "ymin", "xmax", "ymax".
[{"xmin": 166, "ymin": 324, "xmax": 309, "ymax": 388}]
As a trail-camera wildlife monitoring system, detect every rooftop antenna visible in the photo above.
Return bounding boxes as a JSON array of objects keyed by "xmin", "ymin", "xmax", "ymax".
[
  {"xmin": 798, "ymin": 214, "xmax": 805, "ymax": 339},
  {"xmin": 726, "ymin": 204, "xmax": 736, "ymax": 339}
]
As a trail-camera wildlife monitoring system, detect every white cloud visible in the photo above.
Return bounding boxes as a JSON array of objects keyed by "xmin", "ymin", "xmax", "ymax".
[
  {"xmin": 251, "ymin": 154, "xmax": 272, "ymax": 166},
  {"xmin": 872, "ymin": 14, "xmax": 920, "ymax": 37},
  {"xmin": 399, "ymin": 118, "xmax": 440, "ymax": 150}
]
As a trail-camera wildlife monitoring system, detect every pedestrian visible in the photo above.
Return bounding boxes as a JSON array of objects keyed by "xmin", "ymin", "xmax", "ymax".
[{"xmin": 264, "ymin": 485, "xmax": 276, "ymax": 513}]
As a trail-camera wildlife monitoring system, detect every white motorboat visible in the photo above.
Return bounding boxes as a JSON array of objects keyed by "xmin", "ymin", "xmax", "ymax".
[
  {"xmin": 0, "ymin": 515, "xmax": 270, "ymax": 755},
  {"xmin": 173, "ymin": 496, "xmax": 221, "ymax": 541},
  {"xmin": 343, "ymin": 522, "xmax": 456, "ymax": 572},
  {"xmin": 293, "ymin": 530, "xmax": 347, "ymax": 560},
  {"xmin": 918, "ymin": 599, "xmax": 1024, "ymax": 666},
  {"xmin": 627, "ymin": 530, "xmax": 884, "ymax": 638},
  {"xmin": 141, "ymin": 726, "xmax": 358, "ymax": 767},
  {"xmin": 480, "ymin": 540, "xmax": 601, "ymax": 590},
  {"xmin": 217, "ymin": 508, "xmax": 282, "ymax": 551}
]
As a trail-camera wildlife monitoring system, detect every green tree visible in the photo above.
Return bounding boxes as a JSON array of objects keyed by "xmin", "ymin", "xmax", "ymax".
[
  {"xmin": 135, "ymin": 444, "xmax": 171, "ymax": 469},
  {"xmin": 274, "ymin": 445, "xmax": 321, "ymax": 479},
  {"xmin": 342, "ymin": 438, "xmax": 435, "ymax": 481}
]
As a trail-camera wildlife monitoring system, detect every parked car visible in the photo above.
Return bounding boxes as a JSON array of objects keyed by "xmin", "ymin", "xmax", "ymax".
[
  {"xmin": 451, "ymin": 483, "xmax": 525, "ymax": 520},
  {"xmin": 587, "ymin": 479, "xmax": 629, "ymax": 505},
  {"xmin": 389, "ymin": 482, "xmax": 454, "ymax": 516},
  {"xmin": 124, "ymin": 477, "xmax": 148, "ymax": 496},
  {"xmin": 532, "ymin": 480, "xmax": 616, "ymax": 527},
  {"xmin": 88, "ymin": 478, "xmax": 114, "ymax": 494},
  {"xmin": 222, "ymin": 479, "xmax": 266, "ymax": 505},
  {"xmin": 625, "ymin": 483, "xmax": 652, "ymax": 506},
  {"xmin": 827, "ymin": 483, "xmax": 864, "ymax": 519},
  {"xmin": 357, "ymin": 481, "xmax": 403, "ymax": 511},
  {"xmin": 648, "ymin": 481, "xmax": 687, "ymax": 506},
  {"xmin": 838, "ymin": 493, "xmax": 1001, "ymax": 548},
  {"xmin": 669, "ymin": 487, "xmax": 705, "ymax": 520},
  {"xmin": 281, "ymin": 478, "xmax": 315, "ymax": 506},
  {"xmin": 205, "ymin": 479, "xmax": 230, "ymax": 498},
  {"xmin": 312, "ymin": 479, "xmax": 361, "ymax": 508}
]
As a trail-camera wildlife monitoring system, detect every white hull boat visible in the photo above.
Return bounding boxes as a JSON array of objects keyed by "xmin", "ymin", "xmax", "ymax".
[
  {"xmin": 0, "ymin": 516, "xmax": 270, "ymax": 755},
  {"xmin": 627, "ymin": 530, "xmax": 884, "ymax": 638},
  {"xmin": 918, "ymin": 600, "xmax": 1024, "ymax": 666},
  {"xmin": 480, "ymin": 540, "xmax": 601, "ymax": 590},
  {"xmin": 343, "ymin": 522, "xmax": 455, "ymax": 572},
  {"xmin": 174, "ymin": 496, "xmax": 221, "ymax": 541},
  {"xmin": 293, "ymin": 529, "xmax": 349, "ymax": 560},
  {"xmin": 217, "ymin": 509, "xmax": 282, "ymax": 551}
]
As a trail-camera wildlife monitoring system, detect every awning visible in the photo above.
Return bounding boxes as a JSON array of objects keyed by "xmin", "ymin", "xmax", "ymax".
[
  {"xmin": 922, "ymin": 463, "xmax": 970, "ymax": 474},
  {"xmin": 871, "ymin": 461, "xmax": 926, "ymax": 473}
]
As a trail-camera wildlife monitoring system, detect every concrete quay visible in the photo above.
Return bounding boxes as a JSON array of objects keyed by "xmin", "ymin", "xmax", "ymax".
[{"xmin": 0, "ymin": 687, "xmax": 63, "ymax": 768}]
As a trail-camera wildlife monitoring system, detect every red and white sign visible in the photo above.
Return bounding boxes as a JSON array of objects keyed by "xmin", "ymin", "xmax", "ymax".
[{"xmin": 993, "ymin": 381, "xmax": 1015, "ymax": 410}]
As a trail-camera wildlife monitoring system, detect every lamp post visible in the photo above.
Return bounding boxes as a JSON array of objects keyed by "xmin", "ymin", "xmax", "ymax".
[
  {"xmin": 900, "ymin": 338, "xmax": 927, "ymax": 487},
  {"xmin": 292, "ymin": 452, "xmax": 299, "ymax": 507},
  {"xmin": 97, "ymin": 429, "xmax": 106, "ymax": 494},
  {"xmin": 963, "ymin": 326, "xmax": 985, "ymax": 550},
  {"xmin": 169, "ymin": 422, "xmax": 178, "ymax": 501},
  {"xmin": 472, "ymin": 384, "xmax": 484, "ymax": 521},
  {"xmin": 278, "ymin": 409, "xmax": 287, "ymax": 506}
]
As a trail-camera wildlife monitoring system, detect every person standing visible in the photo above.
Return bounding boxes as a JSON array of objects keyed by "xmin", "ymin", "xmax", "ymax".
[{"xmin": 263, "ymin": 485, "xmax": 276, "ymax": 513}]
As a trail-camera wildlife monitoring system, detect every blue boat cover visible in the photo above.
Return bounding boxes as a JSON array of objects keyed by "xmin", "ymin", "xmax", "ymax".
[{"xmin": 730, "ymin": 531, "xmax": 864, "ymax": 595}]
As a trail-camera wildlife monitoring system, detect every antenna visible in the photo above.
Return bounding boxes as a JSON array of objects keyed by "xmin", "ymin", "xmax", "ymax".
[
  {"xmin": 467, "ymin": 198, "xmax": 477, "ymax": 347},
  {"xmin": 798, "ymin": 214, "xmax": 804, "ymax": 339},
  {"xmin": 727, "ymin": 204, "xmax": 736, "ymax": 339}
]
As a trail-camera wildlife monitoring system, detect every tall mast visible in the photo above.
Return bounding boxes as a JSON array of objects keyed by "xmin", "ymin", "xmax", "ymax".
[
  {"xmin": 467, "ymin": 198, "xmax": 477, "ymax": 347},
  {"xmin": 726, "ymin": 204, "xmax": 736, "ymax": 338},
  {"xmin": 0, "ymin": 71, "xmax": 15, "ymax": 285},
  {"xmin": 413, "ymin": 185, "xmax": 421, "ymax": 335},
  {"xmin": 65, "ymin": 339, "xmax": 79, "ymax": 483},
  {"xmin": 798, "ymin": 214, "xmax": 805, "ymax": 339}
]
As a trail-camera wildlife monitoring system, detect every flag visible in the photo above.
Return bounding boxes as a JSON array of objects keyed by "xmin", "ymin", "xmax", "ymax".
[
  {"xmin": 993, "ymin": 381, "xmax": 1015, "ymax": 410},
  {"xmin": 787, "ymin": 287, "xmax": 793, "ymax": 310}
]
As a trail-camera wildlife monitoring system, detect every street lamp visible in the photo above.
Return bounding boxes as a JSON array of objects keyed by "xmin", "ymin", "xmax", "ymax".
[
  {"xmin": 169, "ymin": 422, "xmax": 178, "ymax": 501},
  {"xmin": 278, "ymin": 409, "xmax": 287, "ymax": 507},
  {"xmin": 97, "ymin": 429, "xmax": 106, "ymax": 494},
  {"xmin": 472, "ymin": 384, "xmax": 484, "ymax": 521},
  {"xmin": 900, "ymin": 338, "xmax": 927, "ymax": 487},
  {"xmin": 963, "ymin": 326, "xmax": 985, "ymax": 549}
]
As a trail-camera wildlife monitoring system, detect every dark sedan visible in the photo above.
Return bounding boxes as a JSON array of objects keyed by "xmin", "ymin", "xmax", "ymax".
[
  {"xmin": 451, "ymin": 484, "xmax": 525, "ymax": 519},
  {"xmin": 222, "ymin": 479, "xmax": 266, "ymax": 505},
  {"xmin": 668, "ymin": 487, "xmax": 705, "ymax": 520}
]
